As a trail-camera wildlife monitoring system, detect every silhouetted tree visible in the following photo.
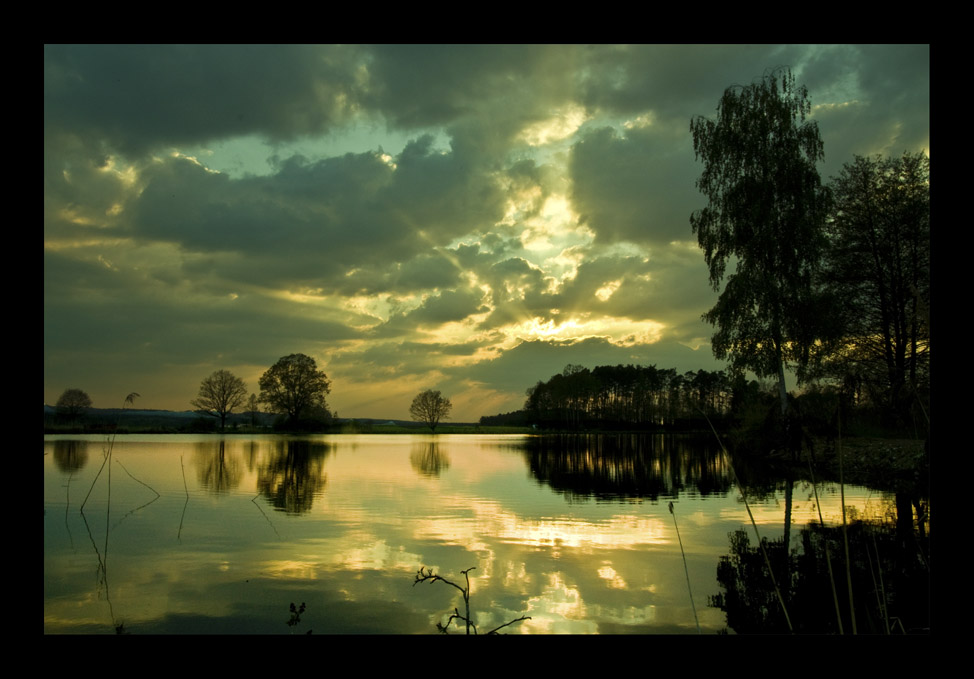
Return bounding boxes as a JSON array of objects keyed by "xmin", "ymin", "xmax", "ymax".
[
  {"xmin": 819, "ymin": 152, "xmax": 930, "ymax": 427},
  {"xmin": 690, "ymin": 69, "xmax": 832, "ymax": 415},
  {"xmin": 191, "ymin": 369, "xmax": 247, "ymax": 430},
  {"xmin": 246, "ymin": 393, "xmax": 260, "ymax": 428},
  {"xmin": 523, "ymin": 363, "xmax": 734, "ymax": 430},
  {"xmin": 410, "ymin": 389, "xmax": 452, "ymax": 432},
  {"xmin": 56, "ymin": 388, "xmax": 92, "ymax": 420},
  {"xmin": 259, "ymin": 353, "xmax": 331, "ymax": 424}
]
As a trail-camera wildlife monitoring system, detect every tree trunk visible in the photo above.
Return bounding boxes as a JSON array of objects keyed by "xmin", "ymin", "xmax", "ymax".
[{"xmin": 776, "ymin": 360, "xmax": 788, "ymax": 417}]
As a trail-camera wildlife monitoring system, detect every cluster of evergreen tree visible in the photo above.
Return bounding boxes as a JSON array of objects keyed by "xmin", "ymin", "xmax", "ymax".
[{"xmin": 513, "ymin": 363, "xmax": 744, "ymax": 431}]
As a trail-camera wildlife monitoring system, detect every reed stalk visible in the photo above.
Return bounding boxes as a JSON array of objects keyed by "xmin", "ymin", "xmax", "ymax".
[
  {"xmin": 701, "ymin": 411, "xmax": 793, "ymax": 632},
  {"xmin": 838, "ymin": 407, "xmax": 857, "ymax": 634},
  {"xmin": 80, "ymin": 392, "xmax": 140, "ymax": 513},
  {"xmin": 116, "ymin": 459, "xmax": 160, "ymax": 499},
  {"xmin": 806, "ymin": 452, "xmax": 843, "ymax": 634},
  {"xmin": 79, "ymin": 446, "xmax": 111, "ymax": 512},
  {"xmin": 669, "ymin": 501, "xmax": 701, "ymax": 633},
  {"xmin": 178, "ymin": 455, "xmax": 190, "ymax": 540},
  {"xmin": 867, "ymin": 531, "xmax": 891, "ymax": 634},
  {"xmin": 77, "ymin": 392, "xmax": 138, "ymax": 633}
]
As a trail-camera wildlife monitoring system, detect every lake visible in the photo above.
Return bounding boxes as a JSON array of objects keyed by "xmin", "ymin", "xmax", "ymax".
[{"xmin": 43, "ymin": 433, "xmax": 929, "ymax": 634}]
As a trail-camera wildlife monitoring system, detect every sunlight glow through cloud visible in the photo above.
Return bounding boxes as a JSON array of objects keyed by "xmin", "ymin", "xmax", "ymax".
[{"xmin": 519, "ymin": 105, "xmax": 591, "ymax": 146}]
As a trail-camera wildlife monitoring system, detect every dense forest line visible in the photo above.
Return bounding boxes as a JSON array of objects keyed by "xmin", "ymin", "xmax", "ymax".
[
  {"xmin": 481, "ymin": 364, "xmax": 738, "ymax": 430},
  {"xmin": 480, "ymin": 360, "xmax": 926, "ymax": 444}
]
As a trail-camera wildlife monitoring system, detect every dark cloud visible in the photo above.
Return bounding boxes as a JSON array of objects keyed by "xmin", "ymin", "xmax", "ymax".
[
  {"xmin": 132, "ymin": 150, "xmax": 402, "ymax": 276},
  {"xmin": 477, "ymin": 257, "xmax": 554, "ymax": 329},
  {"xmin": 370, "ymin": 287, "xmax": 489, "ymax": 338},
  {"xmin": 45, "ymin": 249, "xmax": 362, "ymax": 368},
  {"xmin": 571, "ymin": 125, "xmax": 699, "ymax": 246},
  {"xmin": 390, "ymin": 253, "xmax": 465, "ymax": 293},
  {"xmin": 364, "ymin": 44, "xmax": 580, "ymax": 134},
  {"xmin": 806, "ymin": 45, "xmax": 930, "ymax": 175},
  {"xmin": 577, "ymin": 44, "xmax": 809, "ymax": 119},
  {"xmin": 378, "ymin": 134, "xmax": 506, "ymax": 240},
  {"xmin": 44, "ymin": 44, "xmax": 366, "ymax": 157},
  {"xmin": 401, "ymin": 288, "xmax": 489, "ymax": 327},
  {"xmin": 128, "ymin": 139, "xmax": 503, "ymax": 291}
]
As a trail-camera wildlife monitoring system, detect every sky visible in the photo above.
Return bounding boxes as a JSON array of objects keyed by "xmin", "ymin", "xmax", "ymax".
[{"xmin": 43, "ymin": 44, "xmax": 930, "ymax": 421}]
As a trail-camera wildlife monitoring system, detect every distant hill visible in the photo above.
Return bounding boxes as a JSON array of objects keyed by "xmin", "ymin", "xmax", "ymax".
[
  {"xmin": 43, "ymin": 404, "xmax": 266, "ymax": 432},
  {"xmin": 44, "ymin": 404, "xmax": 198, "ymax": 419},
  {"xmin": 43, "ymin": 406, "xmax": 478, "ymax": 432}
]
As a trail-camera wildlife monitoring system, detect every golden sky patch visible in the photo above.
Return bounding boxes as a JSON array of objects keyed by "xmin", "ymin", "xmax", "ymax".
[{"xmin": 518, "ymin": 104, "xmax": 590, "ymax": 146}]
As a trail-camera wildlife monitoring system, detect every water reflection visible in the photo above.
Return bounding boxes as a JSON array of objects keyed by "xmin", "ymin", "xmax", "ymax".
[
  {"xmin": 410, "ymin": 440, "xmax": 449, "ymax": 477},
  {"xmin": 524, "ymin": 433, "xmax": 732, "ymax": 501},
  {"xmin": 194, "ymin": 439, "xmax": 242, "ymax": 493},
  {"xmin": 52, "ymin": 439, "xmax": 89, "ymax": 472},
  {"xmin": 43, "ymin": 434, "xmax": 929, "ymax": 634},
  {"xmin": 256, "ymin": 439, "xmax": 331, "ymax": 514},
  {"xmin": 713, "ymin": 515, "xmax": 930, "ymax": 634}
]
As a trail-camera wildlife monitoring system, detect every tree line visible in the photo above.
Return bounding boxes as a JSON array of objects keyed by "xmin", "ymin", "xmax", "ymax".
[{"xmin": 480, "ymin": 363, "xmax": 743, "ymax": 431}]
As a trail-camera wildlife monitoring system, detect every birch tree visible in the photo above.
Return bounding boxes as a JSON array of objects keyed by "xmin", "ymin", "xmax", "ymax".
[{"xmin": 690, "ymin": 68, "xmax": 831, "ymax": 415}]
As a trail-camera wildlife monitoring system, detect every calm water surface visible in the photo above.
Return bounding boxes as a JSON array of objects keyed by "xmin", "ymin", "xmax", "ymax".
[{"xmin": 43, "ymin": 433, "xmax": 915, "ymax": 634}]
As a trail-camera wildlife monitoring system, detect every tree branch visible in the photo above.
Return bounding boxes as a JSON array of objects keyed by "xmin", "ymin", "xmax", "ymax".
[{"xmin": 414, "ymin": 565, "xmax": 530, "ymax": 634}]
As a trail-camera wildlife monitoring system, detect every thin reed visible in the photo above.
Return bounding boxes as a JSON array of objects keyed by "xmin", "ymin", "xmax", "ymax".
[
  {"xmin": 701, "ymin": 411, "xmax": 793, "ymax": 632},
  {"xmin": 806, "ymin": 451, "xmax": 843, "ymax": 633},
  {"xmin": 837, "ymin": 408, "xmax": 857, "ymax": 634},
  {"xmin": 669, "ymin": 501, "xmax": 701, "ymax": 633}
]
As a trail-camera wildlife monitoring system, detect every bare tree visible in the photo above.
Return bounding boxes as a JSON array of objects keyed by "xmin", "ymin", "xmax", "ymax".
[
  {"xmin": 409, "ymin": 389, "xmax": 452, "ymax": 432},
  {"xmin": 191, "ymin": 369, "xmax": 248, "ymax": 430}
]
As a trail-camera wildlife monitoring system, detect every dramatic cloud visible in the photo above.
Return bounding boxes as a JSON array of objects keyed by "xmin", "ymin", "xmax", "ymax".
[
  {"xmin": 44, "ymin": 44, "xmax": 367, "ymax": 155},
  {"xmin": 44, "ymin": 45, "xmax": 929, "ymax": 420},
  {"xmin": 571, "ymin": 124, "xmax": 700, "ymax": 246}
]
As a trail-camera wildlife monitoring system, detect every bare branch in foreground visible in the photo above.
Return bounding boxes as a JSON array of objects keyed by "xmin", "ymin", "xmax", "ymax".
[{"xmin": 414, "ymin": 565, "xmax": 530, "ymax": 634}]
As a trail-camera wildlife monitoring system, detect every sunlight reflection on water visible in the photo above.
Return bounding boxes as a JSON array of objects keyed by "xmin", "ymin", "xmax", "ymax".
[{"xmin": 44, "ymin": 433, "xmax": 912, "ymax": 634}]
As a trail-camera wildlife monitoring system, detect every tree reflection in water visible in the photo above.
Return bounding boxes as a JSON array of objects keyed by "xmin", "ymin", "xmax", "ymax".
[
  {"xmin": 256, "ymin": 439, "xmax": 331, "ymax": 514},
  {"xmin": 194, "ymin": 439, "xmax": 242, "ymax": 493},
  {"xmin": 410, "ymin": 441, "xmax": 450, "ymax": 477},
  {"xmin": 524, "ymin": 433, "xmax": 732, "ymax": 502},
  {"xmin": 53, "ymin": 439, "xmax": 89, "ymax": 473},
  {"xmin": 712, "ymin": 505, "xmax": 930, "ymax": 634}
]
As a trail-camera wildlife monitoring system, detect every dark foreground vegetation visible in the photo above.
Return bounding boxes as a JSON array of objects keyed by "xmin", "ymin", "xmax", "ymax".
[{"xmin": 712, "ymin": 517, "xmax": 929, "ymax": 634}]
